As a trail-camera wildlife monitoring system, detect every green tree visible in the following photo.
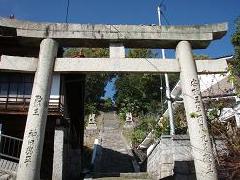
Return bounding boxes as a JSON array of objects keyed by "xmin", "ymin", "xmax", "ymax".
[
  {"xmin": 230, "ymin": 17, "xmax": 240, "ymax": 95},
  {"xmin": 115, "ymin": 49, "xmax": 159, "ymax": 116},
  {"xmin": 193, "ymin": 54, "xmax": 210, "ymax": 60},
  {"xmin": 64, "ymin": 48, "xmax": 111, "ymax": 114},
  {"xmin": 115, "ymin": 49, "xmax": 179, "ymax": 117},
  {"xmin": 102, "ymin": 98, "xmax": 113, "ymax": 111},
  {"xmin": 131, "ymin": 115, "xmax": 169, "ymax": 147}
]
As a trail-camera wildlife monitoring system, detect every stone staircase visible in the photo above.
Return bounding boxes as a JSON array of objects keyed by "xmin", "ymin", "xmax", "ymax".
[
  {"xmin": 90, "ymin": 112, "xmax": 152, "ymax": 180},
  {"xmin": 95, "ymin": 129, "xmax": 134, "ymax": 174},
  {"xmin": 0, "ymin": 159, "xmax": 17, "ymax": 180},
  {"xmin": 92, "ymin": 172, "xmax": 151, "ymax": 179},
  {"xmin": 94, "ymin": 112, "xmax": 134, "ymax": 174}
]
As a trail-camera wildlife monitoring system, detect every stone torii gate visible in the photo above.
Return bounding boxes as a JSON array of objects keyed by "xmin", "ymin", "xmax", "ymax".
[{"xmin": 0, "ymin": 17, "xmax": 228, "ymax": 180}]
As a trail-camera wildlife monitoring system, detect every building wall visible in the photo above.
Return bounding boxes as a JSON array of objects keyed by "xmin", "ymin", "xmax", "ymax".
[
  {"xmin": 0, "ymin": 73, "xmax": 60, "ymax": 98},
  {"xmin": 0, "ymin": 73, "xmax": 62, "ymax": 115}
]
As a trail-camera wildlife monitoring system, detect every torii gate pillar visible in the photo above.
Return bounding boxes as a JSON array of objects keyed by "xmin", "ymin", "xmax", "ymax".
[
  {"xmin": 17, "ymin": 39, "xmax": 58, "ymax": 180},
  {"xmin": 176, "ymin": 41, "xmax": 217, "ymax": 180}
]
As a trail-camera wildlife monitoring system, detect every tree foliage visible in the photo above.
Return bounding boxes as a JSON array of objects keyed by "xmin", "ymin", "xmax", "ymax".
[
  {"xmin": 206, "ymin": 20, "xmax": 240, "ymax": 178},
  {"xmin": 64, "ymin": 48, "xmax": 111, "ymax": 114},
  {"xmin": 131, "ymin": 115, "xmax": 169, "ymax": 147},
  {"xmin": 114, "ymin": 49, "xmax": 179, "ymax": 147},
  {"xmin": 101, "ymin": 98, "xmax": 113, "ymax": 111},
  {"xmin": 192, "ymin": 39, "xmax": 240, "ymax": 178},
  {"xmin": 230, "ymin": 17, "xmax": 240, "ymax": 95},
  {"xmin": 114, "ymin": 49, "xmax": 179, "ymax": 117},
  {"xmin": 193, "ymin": 54, "xmax": 209, "ymax": 60}
]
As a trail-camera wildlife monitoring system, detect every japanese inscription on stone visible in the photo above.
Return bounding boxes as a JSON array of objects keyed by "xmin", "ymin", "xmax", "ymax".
[
  {"xmin": 32, "ymin": 95, "xmax": 43, "ymax": 116},
  {"xmin": 190, "ymin": 78, "xmax": 214, "ymax": 173},
  {"xmin": 24, "ymin": 129, "xmax": 38, "ymax": 166}
]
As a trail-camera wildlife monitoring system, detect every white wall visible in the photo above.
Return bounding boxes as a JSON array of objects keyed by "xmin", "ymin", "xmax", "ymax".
[
  {"xmin": 198, "ymin": 74, "xmax": 228, "ymax": 92},
  {"xmin": 50, "ymin": 74, "xmax": 60, "ymax": 98}
]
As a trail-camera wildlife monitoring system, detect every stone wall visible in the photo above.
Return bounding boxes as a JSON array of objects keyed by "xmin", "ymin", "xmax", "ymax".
[
  {"xmin": 147, "ymin": 135, "xmax": 229, "ymax": 179},
  {"xmin": 52, "ymin": 127, "xmax": 66, "ymax": 180},
  {"xmin": 147, "ymin": 135, "xmax": 196, "ymax": 180},
  {"xmin": 52, "ymin": 126, "xmax": 83, "ymax": 180}
]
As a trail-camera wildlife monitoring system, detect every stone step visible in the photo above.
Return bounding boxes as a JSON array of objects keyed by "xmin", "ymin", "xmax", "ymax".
[
  {"xmin": 94, "ymin": 112, "xmax": 134, "ymax": 174},
  {"xmin": 92, "ymin": 172, "xmax": 151, "ymax": 179},
  {"xmin": 0, "ymin": 159, "xmax": 18, "ymax": 172},
  {"xmin": 94, "ymin": 178, "xmax": 151, "ymax": 180},
  {"xmin": 0, "ymin": 170, "xmax": 16, "ymax": 180},
  {"xmin": 0, "ymin": 159, "xmax": 18, "ymax": 180}
]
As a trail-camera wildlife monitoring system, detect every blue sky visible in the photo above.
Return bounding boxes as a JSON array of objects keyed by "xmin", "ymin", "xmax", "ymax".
[{"xmin": 0, "ymin": 0, "xmax": 239, "ymax": 99}]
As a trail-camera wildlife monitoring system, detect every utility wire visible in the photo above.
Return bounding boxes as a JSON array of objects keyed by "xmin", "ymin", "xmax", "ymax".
[
  {"xmin": 105, "ymin": 11, "xmax": 174, "ymax": 117},
  {"xmin": 65, "ymin": 0, "xmax": 70, "ymax": 23},
  {"xmin": 161, "ymin": 12, "xmax": 170, "ymax": 25},
  {"xmin": 159, "ymin": 0, "xmax": 166, "ymax": 7}
]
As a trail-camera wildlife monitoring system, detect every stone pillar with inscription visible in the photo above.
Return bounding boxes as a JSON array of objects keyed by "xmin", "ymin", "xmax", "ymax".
[
  {"xmin": 17, "ymin": 39, "xmax": 58, "ymax": 180},
  {"xmin": 176, "ymin": 41, "xmax": 217, "ymax": 180}
]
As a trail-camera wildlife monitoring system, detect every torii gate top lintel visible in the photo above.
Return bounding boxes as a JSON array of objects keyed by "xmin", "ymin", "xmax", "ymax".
[{"xmin": 0, "ymin": 17, "xmax": 227, "ymax": 49}]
